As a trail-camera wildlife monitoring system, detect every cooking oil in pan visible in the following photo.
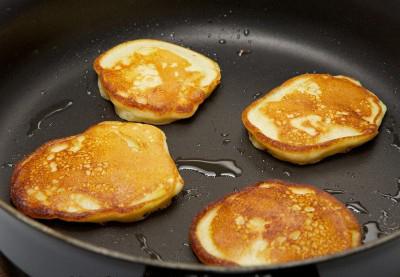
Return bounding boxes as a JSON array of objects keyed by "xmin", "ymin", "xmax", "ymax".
[
  {"xmin": 282, "ymin": 171, "xmax": 291, "ymax": 177},
  {"xmin": 237, "ymin": 49, "xmax": 252, "ymax": 56},
  {"xmin": 385, "ymin": 116, "xmax": 400, "ymax": 151},
  {"xmin": 390, "ymin": 134, "xmax": 400, "ymax": 151},
  {"xmin": 363, "ymin": 221, "xmax": 384, "ymax": 243},
  {"xmin": 346, "ymin": 201, "xmax": 369, "ymax": 214},
  {"xmin": 135, "ymin": 233, "xmax": 163, "ymax": 261},
  {"xmin": 379, "ymin": 179, "xmax": 400, "ymax": 203},
  {"xmin": 182, "ymin": 188, "xmax": 201, "ymax": 200},
  {"xmin": 324, "ymin": 188, "xmax": 345, "ymax": 195},
  {"xmin": 236, "ymin": 147, "xmax": 245, "ymax": 155},
  {"xmin": 252, "ymin": 92, "xmax": 262, "ymax": 99},
  {"xmin": 175, "ymin": 158, "xmax": 242, "ymax": 178},
  {"xmin": 1, "ymin": 162, "xmax": 14, "ymax": 168},
  {"xmin": 27, "ymin": 100, "xmax": 73, "ymax": 137},
  {"xmin": 380, "ymin": 190, "xmax": 400, "ymax": 203}
]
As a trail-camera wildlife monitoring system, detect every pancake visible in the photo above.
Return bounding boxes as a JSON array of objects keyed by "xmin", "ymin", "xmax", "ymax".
[
  {"xmin": 94, "ymin": 39, "xmax": 221, "ymax": 124},
  {"xmin": 242, "ymin": 74, "xmax": 387, "ymax": 164},
  {"xmin": 190, "ymin": 180, "xmax": 361, "ymax": 266},
  {"xmin": 10, "ymin": 121, "xmax": 183, "ymax": 223}
]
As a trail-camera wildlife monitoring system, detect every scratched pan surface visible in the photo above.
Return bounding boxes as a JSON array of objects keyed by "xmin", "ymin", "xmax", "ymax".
[{"xmin": 0, "ymin": 0, "xmax": 400, "ymax": 270}]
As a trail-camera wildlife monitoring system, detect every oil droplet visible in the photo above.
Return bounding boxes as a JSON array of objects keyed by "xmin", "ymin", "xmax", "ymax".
[
  {"xmin": 1, "ymin": 162, "xmax": 14, "ymax": 169},
  {"xmin": 381, "ymin": 210, "xmax": 390, "ymax": 226},
  {"xmin": 175, "ymin": 158, "xmax": 242, "ymax": 178},
  {"xmin": 135, "ymin": 234, "xmax": 163, "ymax": 261},
  {"xmin": 218, "ymin": 39, "xmax": 226, "ymax": 44},
  {"xmin": 243, "ymin": 29, "xmax": 250, "ymax": 36},
  {"xmin": 283, "ymin": 171, "xmax": 291, "ymax": 177},
  {"xmin": 324, "ymin": 188, "xmax": 344, "ymax": 195},
  {"xmin": 222, "ymin": 139, "xmax": 231, "ymax": 145},
  {"xmin": 391, "ymin": 134, "xmax": 400, "ymax": 151},
  {"xmin": 378, "ymin": 211, "xmax": 399, "ymax": 232},
  {"xmin": 387, "ymin": 117, "xmax": 400, "ymax": 151},
  {"xmin": 363, "ymin": 222, "xmax": 384, "ymax": 243},
  {"xmin": 182, "ymin": 188, "xmax": 201, "ymax": 199},
  {"xmin": 237, "ymin": 49, "xmax": 252, "ymax": 56},
  {"xmin": 253, "ymin": 92, "xmax": 262, "ymax": 99},
  {"xmin": 346, "ymin": 201, "xmax": 368, "ymax": 214},
  {"xmin": 379, "ymin": 181, "xmax": 400, "ymax": 203},
  {"xmin": 380, "ymin": 191, "xmax": 400, "ymax": 203},
  {"xmin": 27, "ymin": 100, "xmax": 73, "ymax": 137},
  {"xmin": 236, "ymin": 147, "xmax": 245, "ymax": 155}
]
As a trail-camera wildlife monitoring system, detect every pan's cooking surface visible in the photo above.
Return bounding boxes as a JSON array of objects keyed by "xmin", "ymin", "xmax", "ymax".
[{"xmin": 0, "ymin": 0, "xmax": 400, "ymax": 266}]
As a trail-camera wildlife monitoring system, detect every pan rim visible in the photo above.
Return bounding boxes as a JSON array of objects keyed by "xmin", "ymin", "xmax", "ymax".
[
  {"xmin": 1, "ymin": 198, "xmax": 399, "ymax": 272},
  {"xmin": 0, "ymin": 0, "xmax": 399, "ymax": 272}
]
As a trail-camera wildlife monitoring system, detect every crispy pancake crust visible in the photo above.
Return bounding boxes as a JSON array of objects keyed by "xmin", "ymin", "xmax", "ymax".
[
  {"xmin": 94, "ymin": 39, "xmax": 221, "ymax": 124},
  {"xmin": 190, "ymin": 180, "xmax": 361, "ymax": 266},
  {"xmin": 242, "ymin": 74, "xmax": 387, "ymax": 164},
  {"xmin": 10, "ymin": 121, "xmax": 183, "ymax": 222}
]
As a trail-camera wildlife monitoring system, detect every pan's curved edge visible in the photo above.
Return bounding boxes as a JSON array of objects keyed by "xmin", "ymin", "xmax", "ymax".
[{"xmin": 1, "ymin": 198, "xmax": 400, "ymax": 273}]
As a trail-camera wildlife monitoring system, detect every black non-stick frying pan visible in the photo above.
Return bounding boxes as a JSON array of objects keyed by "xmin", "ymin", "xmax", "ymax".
[{"xmin": 1, "ymin": 0, "xmax": 400, "ymax": 276}]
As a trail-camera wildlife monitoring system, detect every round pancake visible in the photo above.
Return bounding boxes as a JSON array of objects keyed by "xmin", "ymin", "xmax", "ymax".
[
  {"xmin": 242, "ymin": 74, "xmax": 387, "ymax": 164},
  {"xmin": 10, "ymin": 121, "xmax": 184, "ymax": 223},
  {"xmin": 190, "ymin": 180, "xmax": 361, "ymax": 266},
  {"xmin": 94, "ymin": 39, "xmax": 221, "ymax": 124}
]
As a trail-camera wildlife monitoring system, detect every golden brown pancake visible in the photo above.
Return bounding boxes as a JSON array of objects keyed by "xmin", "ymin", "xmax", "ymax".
[
  {"xmin": 94, "ymin": 39, "xmax": 221, "ymax": 124},
  {"xmin": 190, "ymin": 180, "xmax": 361, "ymax": 266},
  {"xmin": 10, "ymin": 121, "xmax": 183, "ymax": 223},
  {"xmin": 242, "ymin": 74, "xmax": 387, "ymax": 164}
]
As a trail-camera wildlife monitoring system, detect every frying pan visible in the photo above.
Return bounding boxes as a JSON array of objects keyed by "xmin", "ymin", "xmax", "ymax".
[{"xmin": 1, "ymin": 0, "xmax": 400, "ymax": 276}]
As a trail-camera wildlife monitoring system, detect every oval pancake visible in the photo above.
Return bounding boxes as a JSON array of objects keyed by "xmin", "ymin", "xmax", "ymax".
[
  {"xmin": 190, "ymin": 180, "xmax": 361, "ymax": 266},
  {"xmin": 10, "ymin": 121, "xmax": 184, "ymax": 223},
  {"xmin": 94, "ymin": 39, "xmax": 221, "ymax": 124},
  {"xmin": 242, "ymin": 74, "xmax": 387, "ymax": 165}
]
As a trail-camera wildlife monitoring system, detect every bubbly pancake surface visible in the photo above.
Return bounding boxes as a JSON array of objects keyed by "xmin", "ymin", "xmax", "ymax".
[
  {"xmin": 10, "ymin": 121, "xmax": 183, "ymax": 222},
  {"xmin": 190, "ymin": 180, "xmax": 361, "ymax": 266},
  {"xmin": 94, "ymin": 39, "xmax": 221, "ymax": 124},
  {"xmin": 242, "ymin": 74, "xmax": 387, "ymax": 164}
]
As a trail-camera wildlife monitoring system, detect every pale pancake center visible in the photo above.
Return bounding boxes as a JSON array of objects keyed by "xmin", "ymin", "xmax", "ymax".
[{"xmin": 248, "ymin": 75, "xmax": 384, "ymax": 145}]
